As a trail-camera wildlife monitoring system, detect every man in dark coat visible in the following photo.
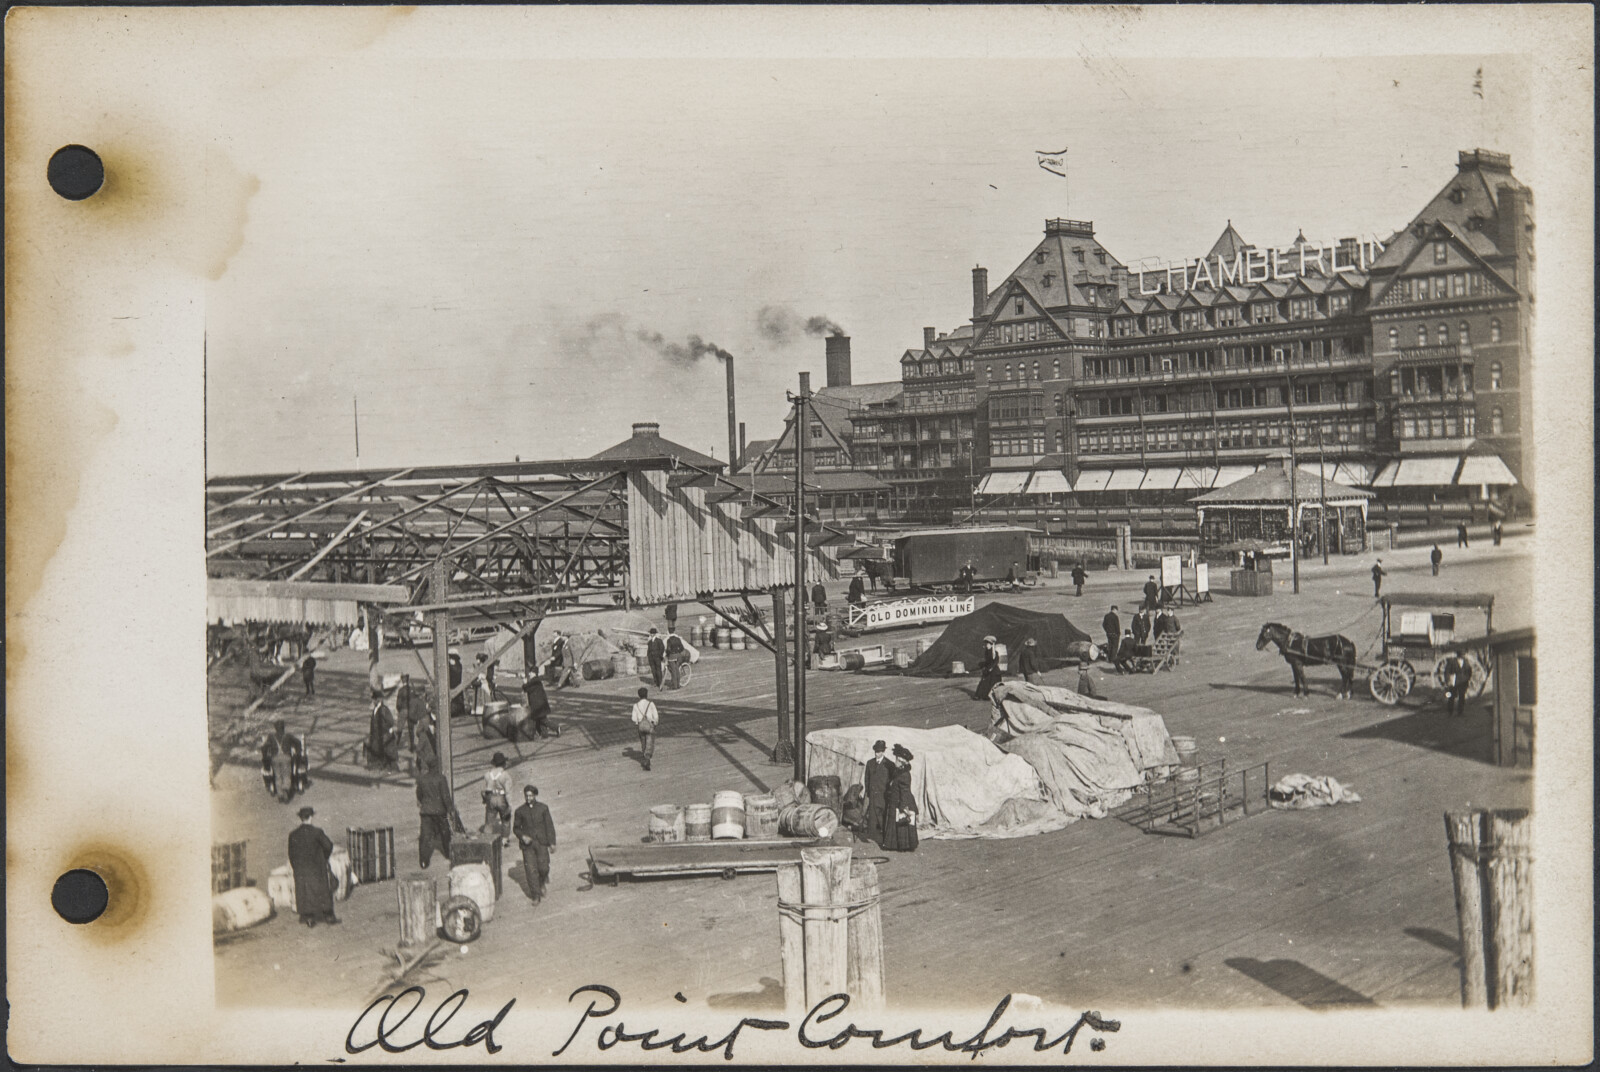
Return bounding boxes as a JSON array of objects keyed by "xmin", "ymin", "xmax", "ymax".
[
  {"xmin": 1132, "ymin": 608, "xmax": 1152, "ymax": 647},
  {"xmin": 1071, "ymin": 562, "xmax": 1088, "ymax": 597},
  {"xmin": 880, "ymin": 745, "xmax": 919, "ymax": 852},
  {"xmin": 512, "ymin": 785, "xmax": 557, "ymax": 903},
  {"xmin": 521, "ymin": 673, "xmax": 553, "ymax": 739},
  {"xmin": 447, "ymin": 651, "xmax": 467, "ymax": 719},
  {"xmin": 300, "ymin": 653, "xmax": 317, "ymax": 697},
  {"xmin": 1102, "ymin": 605, "xmax": 1122, "ymax": 670},
  {"xmin": 365, "ymin": 697, "xmax": 402, "ymax": 772},
  {"xmin": 413, "ymin": 714, "xmax": 439, "ymax": 774},
  {"xmin": 1430, "ymin": 544, "xmax": 1443, "ymax": 576},
  {"xmin": 811, "ymin": 581, "xmax": 828, "ymax": 616},
  {"xmin": 862, "ymin": 740, "xmax": 893, "ymax": 848},
  {"xmin": 1143, "ymin": 575, "xmax": 1160, "ymax": 611},
  {"xmin": 1457, "ymin": 521, "xmax": 1470, "ymax": 548},
  {"xmin": 415, "ymin": 766, "xmax": 465, "ymax": 869},
  {"xmin": 288, "ymin": 806, "xmax": 338, "ymax": 927},
  {"xmin": 959, "ymin": 563, "xmax": 975, "ymax": 593},
  {"xmin": 975, "ymin": 636, "xmax": 1004, "ymax": 700},
  {"xmin": 645, "ymin": 628, "xmax": 666, "ymax": 688},
  {"xmin": 664, "ymin": 629, "xmax": 688, "ymax": 690},
  {"xmin": 1447, "ymin": 654, "xmax": 1474, "ymax": 718},
  {"xmin": 1371, "ymin": 560, "xmax": 1386, "ymax": 598},
  {"xmin": 1153, "ymin": 609, "xmax": 1178, "ymax": 642},
  {"xmin": 1492, "ymin": 521, "xmax": 1503, "ymax": 546},
  {"xmin": 1015, "ymin": 636, "xmax": 1044, "ymax": 684},
  {"xmin": 847, "ymin": 574, "xmax": 866, "ymax": 607}
]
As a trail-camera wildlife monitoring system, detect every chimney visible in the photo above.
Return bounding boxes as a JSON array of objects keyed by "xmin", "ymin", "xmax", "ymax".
[
  {"xmin": 923, "ymin": 326, "xmax": 936, "ymax": 350},
  {"xmin": 739, "ymin": 421, "xmax": 747, "ymax": 459},
  {"xmin": 632, "ymin": 422, "xmax": 660, "ymax": 438},
  {"xmin": 721, "ymin": 351, "xmax": 737, "ymax": 470},
  {"xmin": 825, "ymin": 334, "xmax": 852, "ymax": 387},
  {"xmin": 798, "ymin": 371, "xmax": 811, "ymax": 396},
  {"xmin": 972, "ymin": 266, "xmax": 988, "ymax": 318}
]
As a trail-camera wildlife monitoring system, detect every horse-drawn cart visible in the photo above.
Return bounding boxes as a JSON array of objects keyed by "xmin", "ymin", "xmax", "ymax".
[{"xmin": 1366, "ymin": 592, "xmax": 1494, "ymax": 705}]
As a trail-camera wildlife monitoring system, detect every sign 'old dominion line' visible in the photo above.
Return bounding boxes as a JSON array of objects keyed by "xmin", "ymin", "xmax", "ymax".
[{"xmin": 1135, "ymin": 237, "xmax": 1387, "ymax": 295}]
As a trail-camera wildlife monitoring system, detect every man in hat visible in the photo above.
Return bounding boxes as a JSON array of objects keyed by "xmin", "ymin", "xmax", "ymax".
[
  {"xmin": 847, "ymin": 572, "xmax": 866, "ymax": 607},
  {"xmin": 645, "ymin": 627, "xmax": 666, "ymax": 688},
  {"xmin": 664, "ymin": 628, "xmax": 688, "ymax": 690},
  {"xmin": 1102, "ymin": 605, "xmax": 1122, "ymax": 670},
  {"xmin": 482, "ymin": 752, "xmax": 513, "ymax": 836},
  {"xmin": 975, "ymin": 636, "xmax": 1004, "ymax": 700},
  {"xmin": 1457, "ymin": 520, "xmax": 1470, "ymax": 548},
  {"xmin": 630, "ymin": 687, "xmax": 659, "ymax": 771},
  {"xmin": 813, "ymin": 622, "xmax": 835, "ymax": 664},
  {"xmin": 414, "ymin": 763, "xmax": 465, "ymax": 869},
  {"xmin": 1075, "ymin": 659, "xmax": 1101, "ymax": 699},
  {"xmin": 1143, "ymin": 575, "xmax": 1160, "ymax": 612},
  {"xmin": 447, "ymin": 650, "xmax": 468, "ymax": 718},
  {"xmin": 520, "ymin": 671, "xmax": 553, "ymax": 739},
  {"xmin": 811, "ymin": 581, "xmax": 828, "ymax": 617},
  {"xmin": 1015, "ymin": 636, "xmax": 1044, "ymax": 685},
  {"xmin": 288, "ymin": 806, "xmax": 339, "ymax": 927},
  {"xmin": 1132, "ymin": 607, "xmax": 1152, "ymax": 648},
  {"xmin": 1430, "ymin": 543, "xmax": 1443, "ymax": 577},
  {"xmin": 261, "ymin": 719, "xmax": 307, "ymax": 803},
  {"xmin": 512, "ymin": 785, "xmax": 557, "ymax": 904},
  {"xmin": 413, "ymin": 711, "xmax": 439, "ymax": 775},
  {"xmin": 1371, "ymin": 560, "xmax": 1386, "ymax": 599},
  {"xmin": 365, "ymin": 683, "xmax": 403, "ymax": 772},
  {"xmin": 881, "ymin": 745, "xmax": 919, "ymax": 852},
  {"xmin": 300, "ymin": 652, "xmax": 317, "ymax": 697},
  {"xmin": 862, "ymin": 739, "xmax": 893, "ymax": 847},
  {"xmin": 1071, "ymin": 561, "xmax": 1088, "ymax": 597},
  {"xmin": 472, "ymin": 652, "xmax": 496, "ymax": 715}
]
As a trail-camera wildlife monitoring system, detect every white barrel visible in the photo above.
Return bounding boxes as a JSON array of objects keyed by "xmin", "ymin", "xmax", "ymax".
[
  {"xmin": 213, "ymin": 886, "xmax": 274, "ymax": 933},
  {"xmin": 450, "ymin": 862, "xmax": 497, "ymax": 923},
  {"xmin": 329, "ymin": 846, "xmax": 355, "ymax": 900},
  {"xmin": 267, "ymin": 865, "xmax": 296, "ymax": 911},
  {"xmin": 711, "ymin": 790, "xmax": 746, "ymax": 839}
]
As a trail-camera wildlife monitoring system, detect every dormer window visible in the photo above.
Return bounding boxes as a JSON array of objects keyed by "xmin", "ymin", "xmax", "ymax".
[
  {"xmin": 1035, "ymin": 251, "xmax": 1047, "ymax": 265},
  {"xmin": 1073, "ymin": 247, "xmax": 1085, "ymax": 263},
  {"xmin": 1041, "ymin": 272, "xmax": 1055, "ymax": 288},
  {"xmin": 1086, "ymin": 290, "xmax": 1097, "ymax": 306},
  {"xmin": 1095, "ymin": 251, "xmax": 1107, "ymax": 264},
  {"xmin": 1433, "ymin": 241, "xmax": 1448, "ymax": 264},
  {"xmin": 1014, "ymin": 298, "xmax": 1025, "ymax": 315},
  {"xmin": 1449, "ymin": 187, "xmax": 1466, "ymax": 204},
  {"xmin": 1329, "ymin": 293, "xmax": 1350, "ymax": 316},
  {"xmin": 1251, "ymin": 302, "xmax": 1275, "ymax": 324}
]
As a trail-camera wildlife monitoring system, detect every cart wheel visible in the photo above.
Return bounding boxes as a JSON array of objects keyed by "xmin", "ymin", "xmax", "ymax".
[
  {"xmin": 1430, "ymin": 656, "xmax": 1454, "ymax": 693},
  {"xmin": 1369, "ymin": 661, "xmax": 1412, "ymax": 705},
  {"xmin": 439, "ymin": 895, "xmax": 482, "ymax": 942},
  {"xmin": 721, "ymin": 868, "xmax": 736, "ymax": 880}
]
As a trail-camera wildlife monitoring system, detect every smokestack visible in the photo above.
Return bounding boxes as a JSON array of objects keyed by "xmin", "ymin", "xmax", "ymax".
[
  {"xmin": 632, "ymin": 422, "xmax": 660, "ymax": 438},
  {"xmin": 972, "ymin": 266, "xmax": 989, "ymax": 318},
  {"xmin": 825, "ymin": 335, "xmax": 852, "ymax": 388},
  {"xmin": 739, "ymin": 421, "xmax": 747, "ymax": 461},
  {"xmin": 923, "ymin": 326, "xmax": 936, "ymax": 350},
  {"xmin": 721, "ymin": 352, "xmax": 737, "ymax": 471},
  {"xmin": 798, "ymin": 371, "xmax": 811, "ymax": 396}
]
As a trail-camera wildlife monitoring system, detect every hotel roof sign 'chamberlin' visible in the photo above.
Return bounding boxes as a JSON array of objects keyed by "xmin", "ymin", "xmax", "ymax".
[{"xmin": 1136, "ymin": 238, "xmax": 1387, "ymax": 295}]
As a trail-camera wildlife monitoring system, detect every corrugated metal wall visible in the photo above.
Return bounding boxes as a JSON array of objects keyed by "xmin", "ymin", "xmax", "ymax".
[{"xmin": 627, "ymin": 471, "xmax": 840, "ymax": 603}]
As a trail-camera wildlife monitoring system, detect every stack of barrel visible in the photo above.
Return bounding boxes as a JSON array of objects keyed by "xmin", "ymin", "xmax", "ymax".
[{"xmin": 645, "ymin": 781, "xmax": 840, "ymax": 843}]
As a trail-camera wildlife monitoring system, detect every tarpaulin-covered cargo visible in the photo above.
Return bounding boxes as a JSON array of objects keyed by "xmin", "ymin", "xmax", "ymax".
[{"xmin": 906, "ymin": 602, "xmax": 1091, "ymax": 677}]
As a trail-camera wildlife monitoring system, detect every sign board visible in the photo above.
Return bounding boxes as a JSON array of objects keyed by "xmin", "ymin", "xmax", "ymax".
[
  {"xmin": 1161, "ymin": 554, "xmax": 1183, "ymax": 589},
  {"xmin": 1196, "ymin": 563, "xmax": 1210, "ymax": 594},
  {"xmin": 847, "ymin": 594, "xmax": 974, "ymax": 633}
]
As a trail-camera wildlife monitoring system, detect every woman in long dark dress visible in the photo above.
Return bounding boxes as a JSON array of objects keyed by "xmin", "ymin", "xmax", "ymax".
[{"xmin": 880, "ymin": 745, "xmax": 919, "ymax": 852}]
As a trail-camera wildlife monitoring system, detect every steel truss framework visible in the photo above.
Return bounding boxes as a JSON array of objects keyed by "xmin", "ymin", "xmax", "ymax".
[{"xmin": 206, "ymin": 455, "xmax": 865, "ymax": 624}]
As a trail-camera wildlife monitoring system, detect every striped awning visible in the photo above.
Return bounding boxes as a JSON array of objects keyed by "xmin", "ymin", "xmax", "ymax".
[
  {"xmin": 1371, "ymin": 462, "xmax": 1399, "ymax": 487},
  {"xmin": 1391, "ymin": 456, "xmax": 1463, "ymax": 486},
  {"xmin": 1104, "ymin": 469, "xmax": 1145, "ymax": 491},
  {"xmin": 1073, "ymin": 469, "xmax": 1112, "ymax": 493},
  {"xmin": 1456, "ymin": 455, "xmax": 1517, "ymax": 486},
  {"xmin": 206, "ymin": 578, "xmax": 410, "ymax": 627},
  {"xmin": 1024, "ymin": 470, "xmax": 1073, "ymax": 495},
  {"xmin": 1175, "ymin": 466, "xmax": 1218, "ymax": 490},
  {"xmin": 977, "ymin": 471, "xmax": 1029, "ymax": 495},
  {"xmin": 1139, "ymin": 467, "xmax": 1183, "ymax": 490}
]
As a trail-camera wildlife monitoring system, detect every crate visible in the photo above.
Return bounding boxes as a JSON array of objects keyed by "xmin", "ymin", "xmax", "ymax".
[
  {"xmin": 211, "ymin": 841, "xmax": 248, "ymax": 894},
  {"xmin": 347, "ymin": 826, "xmax": 396, "ymax": 884},
  {"xmin": 1113, "ymin": 761, "xmax": 1271, "ymax": 838}
]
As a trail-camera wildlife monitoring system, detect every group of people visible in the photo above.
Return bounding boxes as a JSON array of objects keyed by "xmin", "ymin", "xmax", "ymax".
[
  {"xmin": 1100, "ymin": 603, "xmax": 1182, "ymax": 674},
  {"xmin": 854, "ymin": 739, "xmax": 919, "ymax": 852},
  {"xmin": 643, "ymin": 627, "xmax": 691, "ymax": 690}
]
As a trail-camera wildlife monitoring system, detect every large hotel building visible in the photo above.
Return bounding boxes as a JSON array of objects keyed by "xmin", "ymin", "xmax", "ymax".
[{"xmin": 746, "ymin": 150, "xmax": 1532, "ymax": 537}]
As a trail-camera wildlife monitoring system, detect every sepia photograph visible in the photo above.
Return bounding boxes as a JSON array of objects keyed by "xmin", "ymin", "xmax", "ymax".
[{"xmin": 6, "ymin": 5, "xmax": 1593, "ymax": 1065}]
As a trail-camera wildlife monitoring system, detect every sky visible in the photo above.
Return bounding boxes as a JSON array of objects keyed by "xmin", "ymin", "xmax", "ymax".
[{"xmin": 202, "ymin": 11, "xmax": 1534, "ymax": 476}]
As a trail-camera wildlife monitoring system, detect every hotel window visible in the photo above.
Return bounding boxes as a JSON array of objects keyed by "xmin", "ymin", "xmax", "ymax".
[
  {"xmin": 1416, "ymin": 325, "xmax": 1428, "ymax": 347},
  {"xmin": 1252, "ymin": 302, "xmax": 1275, "ymax": 324},
  {"xmin": 1490, "ymin": 318, "xmax": 1502, "ymax": 343},
  {"xmin": 1437, "ymin": 323, "xmax": 1450, "ymax": 346},
  {"xmin": 1074, "ymin": 248, "xmax": 1085, "ymax": 263},
  {"xmin": 1387, "ymin": 327, "xmax": 1399, "ymax": 351},
  {"xmin": 1434, "ymin": 241, "xmax": 1448, "ymax": 264},
  {"xmin": 1146, "ymin": 314, "xmax": 1165, "ymax": 334},
  {"xmin": 1489, "ymin": 361, "xmax": 1502, "ymax": 389},
  {"xmin": 1451, "ymin": 273, "xmax": 1466, "ymax": 297},
  {"xmin": 1015, "ymin": 298, "xmax": 1025, "ymax": 315},
  {"xmin": 1180, "ymin": 310, "xmax": 1203, "ymax": 332},
  {"xmin": 1216, "ymin": 305, "xmax": 1239, "ymax": 326},
  {"xmin": 1004, "ymin": 363, "xmax": 1013, "ymax": 380},
  {"xmin": 1033, "ymin": 361, "xmax": 1041, "ymax": 380},
  {"xmin": 1289, "ymin": 297, "xmax": 1315, "ymax": 320},
  {"xmin": 1029, "ymin": 322, "xmax": 1040, "ymax": 341},
  {"xmin": 1401, "ymin": 417, "xmax": 1416, "ymax": 438},
  {"xmin": 1054, "ymin": 430, "xmax": 1064, "ymax": 454},
  {"xmin": 1456, "ymin": 322, "xmax": 1469, "ymax": 346},
  {"xmin": 986, "ymin": 364, "xmax": 994, "ymax": 381},
  {"xmin": 1114, "ymin": 317, "xmax": 1133, "ymax": 337},
  {"xmin": 1329, "ymin": 293, "xmax": 1350, "ymax": 316},
  {"xmin": 1086, "ymin": 289, "xmax": 1098, "ymax": 307},
  {"xmin": 1095, "ymin": 251, "xmax": 1107, "ymax": 264},
  {"xmin": 1052, "ymin": 358, "xmax": 1060, "ymax": 379},
  {"xmin": 1434, "ymin": 276, "xmax": 1449, "ymax": 300},
  {"xmin": 1488, "ymin": 407, "xmax": 1503, "ymax": 434},
  {"xmin": 1053, "ymin": 393, "xmax": 1063, "ymax": 416},
  {"xmin": 1035, "ymin": 251, "xmax": 1047, "ymax": 265}
]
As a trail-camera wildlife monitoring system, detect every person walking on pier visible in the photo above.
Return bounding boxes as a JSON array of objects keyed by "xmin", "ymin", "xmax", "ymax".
[
  {"xmin": 512, "ymin": 785, "xmax": 557, "ymax": 904},
  {"xmin": 300, "ymin": 653, "xmax": 317, "ymax": 697},
  {"xmin": 863, "ymin": 739, "xmax": 892, "ymax": 848},
  {"xmin": 288, "ymin": 806, "xmax": 339, "ymax": 928},
  {"xmin": 880, "ymin": 745, "xmax": 919, "ymax": 853},
  {"xmin": 415, "ymin": 766, "xmax": 465, "ymax": 869},
  {"xmin": 1016, "ymin": 636, "xmax": 1044, "ymax": 685},
  {"xmin": 521, "ymin": 672, "xmax": 553, "ymax": 738},
  {"xmin": 481, "ymin": 752, "xmax": 513, "ymax": 836},
  {"xmin": 847, "ymin": 573, "xmax": 866, "ymax": 607},
  {"xmin": 1457, "ymin": 521, "xmax": 1470, "ymax": 548},
  {"xmin": 645, "ymin": 627, "xmax": 666, "ymax": 688},
  {"xmin": 1143, "ymin": 575, "xmax": 1160, "ymax": 612},
  {"xmin": 1071, "ymin": 562, "xmax": 1088, "ymax": 597},
  {"xmin": 1446, "ymin": 654, "xmax": 1473, "ymax": 718},
  {"xmin": 975, "ymin": 636, "xmax": 1004, "ymax": 700},
  {"xmin": 664, "ymin": 629, "xmax": 688, "ymax": 690},
  {"xmin": 630, "ymin": 687, "xmax": 659, "ymax": 771},
  {"xmin": 811, "ymin": 581, "xmax": 828, "ymax": 617},
  {"xmin": 1371, "ymin": 560, "xmax": 1386, "ymax": 599},
  {"xmin": 1430, "ymin": 544, "xmax": 1443, "ymax": 577},
  {"xmin": 1102, "ymin": 605, "xmax": 1122, "ymax": 670}
]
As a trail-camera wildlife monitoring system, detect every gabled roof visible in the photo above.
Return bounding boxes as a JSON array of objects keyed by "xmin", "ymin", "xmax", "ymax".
[
  {"xmin": 734, "ymin": 438, "xmax": 777, "ymax": 473},
  {"xmin": 1191, "ymin": 464, "xmax": 1373, "ymax": 504},
  {"xmin": 974, "ymin": 276, "xmax": 1075, "ymax": 346},
  {"xmin": 1370, "ymin": 150, "xmax": 1526, "ymax": 270},
  {"xmin": 981, "ymin": 226, "xmax": 1129, "ymax": 317},
  {"xmin": 1368, "ymin": 219, "xmax": 1519, "ymax": 305},
  {"xmin": 1149, "ymin": 292, "xmax": 1184, "ymax": 312},
  {"xmin": 1204, "ymin": 221, "xmax": 1250, "ymax": 262},
  {"xmin": 1115, "ymin": 296, "xmax": 1152, "ymax": 316},
  {"xmin": 590, "ymin": 427, "xmax": 724, "ymax": 469}
]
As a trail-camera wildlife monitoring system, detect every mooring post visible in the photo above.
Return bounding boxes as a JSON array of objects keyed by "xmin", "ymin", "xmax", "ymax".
[
  {"xmin": 799, "ymin": 845, "xmax": 852, "ymax": 1011},
  {"xmin": 1445, "ymin": 809, "xmax": 1490, "ymax": 1007}
]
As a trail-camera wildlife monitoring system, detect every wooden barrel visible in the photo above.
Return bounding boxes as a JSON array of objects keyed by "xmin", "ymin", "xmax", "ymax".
[
  {"xmin": 449, "ymin": 862, "xmax": 497, "ymax": 923},
  {"xmin": 744, "ymin": 794, "xmax": 779, "ymax": 838},
  {"xmin": 439, "ymin": 894, "xmax": 482, "ymax": 943},
  {"xmin": 951, "ymin": 660, "xmax": 966, "ymax": 675},
  {"xmin": 1171, "ymin": 735, "xmax": 1198, "ymax": 764},
  {"xmin": 267, "ymin": 865, "xmax": 296, "ymax": 911},
  {"xmin": 1176, "ymin": 767, "xmax": 1200, "ymax": 784},
  {"xmin": 807, "ymin": 774, "xmax": 843, "ymax": 815},
  {"xmin": 714, "ymin": 627, "xmax": 730, "ymax": 650},
  {"xmin": 842, "ymin": 652, "xmax": 866, "ymax": 671},
  {"xmin": 778, "ymin": 802, "xmax": 837, "ymax": 839},
  {"xmin": 612, "ymin": 651, "xmax": 635, "ymax": 677},
  {"xmin": 582, "ymin": 658, "xmax": 614, "ymax": 681},
  {"xmin": 711, "ymin": 790, "xmax": 746, "ymax": 839},
  {"xmin": 684, "ymin": 803, "xmax": 713, "ymax": 842},
  {"xmin": 212, "ymin": 887, "xmax": 274, "ymax": 933},
  {"xmin": 688, "ymin": 625, "xmax": 702, "ymax": 646},
  {"xmin": 648, "ymin": 804, "xmax": 685, "ymax": 843}
]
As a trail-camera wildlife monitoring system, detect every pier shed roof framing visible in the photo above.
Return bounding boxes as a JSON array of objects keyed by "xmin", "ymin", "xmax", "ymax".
[{"xmin": 206, "ymin": 455, "xmax": 865, "ymax": 618}]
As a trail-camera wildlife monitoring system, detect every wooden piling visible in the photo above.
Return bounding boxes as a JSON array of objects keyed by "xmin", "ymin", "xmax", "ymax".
[
  {"xmin": 1445, "ymin": 810, "xmax": 1490, "ymax": 1008},
  {"xmin": 771, "ymin": 587, "xmax": 792, "ymax": 766},
  {"xmin": 776, "ymin": 863, "xmax": 806, "ymax": 1019},
  {"xmin": 799, "ymin": 846, "xmax": 851, "ymax": 1011},
  {"xmin": 1485, "ymin": 808, "xmax": 1533, "ymax": 1007},
  {"xmin": 845, "ymin": 858, "xmax": 886, "ymax": 1012},
  {"xmin": 397, "ymin": 878, "xmax": 437, "ymax": 947}
]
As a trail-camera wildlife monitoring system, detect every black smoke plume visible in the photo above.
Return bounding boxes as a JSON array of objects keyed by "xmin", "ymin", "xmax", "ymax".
[
  {"xmin": 756, "ymin": 305, "xmax": 846, "ymax": 345},
  {"xmin": 634, "ymin": 329, "xmax": 730, "ymax": 366}
]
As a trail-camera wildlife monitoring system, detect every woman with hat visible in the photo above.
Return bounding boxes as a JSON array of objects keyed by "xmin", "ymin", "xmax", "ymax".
[
  {"xmin": 1015, "ymin": 636, "xmax": 1044, "ymax": 685},
  {"xmin": 880, "ymin": 745, "xmax": 919, "ymax": 852},
  {"xmin": 287, "ymin": 806, "xmax": 339, "ymax": 928},
  {"xmin": 482, "ymin": 752, "xmax": 513, "ymax": 836},
  {"xmin": 364, "ymin": 678, "xmax": 403, "ymax": 772},
  {"xmin": 975, "ymin": 636, "xmax": 1004, "ymax": 701}
]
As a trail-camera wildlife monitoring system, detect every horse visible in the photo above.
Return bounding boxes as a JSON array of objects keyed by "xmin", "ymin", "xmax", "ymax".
[{"xmin": 1256, "ymin": 622, "xmax": 1357, "ymax": 699}]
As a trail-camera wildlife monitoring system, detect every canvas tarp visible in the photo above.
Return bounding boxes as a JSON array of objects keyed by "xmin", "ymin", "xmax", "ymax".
[
  {"xmin": 906, "ymin": 602, "xmax": 1092, "ymax": 677},
  {"xmin": 804, "ymin": 725, "xmax": 1068, "ymax": 839},
  {"xmin": 987, "ymin": 681, "xmax": 1180, "ymax": 819}
]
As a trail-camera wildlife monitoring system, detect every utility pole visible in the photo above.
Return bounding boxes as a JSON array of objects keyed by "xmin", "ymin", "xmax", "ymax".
[
  {"xmin": 353, "ymin": 395, "xmax": 361, "ymax": 462},
  {"xmin": 792, "ymin": 372, "xmax": 810, "ymax": 783},
  {"xmin": 1285, "ymin": 375, "xmax": 1299, "ymax": 595},
  {"xmin": 1317, "ymin": 422, "xmax": 1329, "ymax": 564},
  {"xmin": 430, "ymin": 559, "xmax": 454, "ymax": 783}
]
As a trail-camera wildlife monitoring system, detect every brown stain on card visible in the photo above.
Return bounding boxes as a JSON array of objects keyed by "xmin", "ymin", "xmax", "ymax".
[{"xmin": 66, "ymin": 843, "xmax": 152, "ymax": 944}]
